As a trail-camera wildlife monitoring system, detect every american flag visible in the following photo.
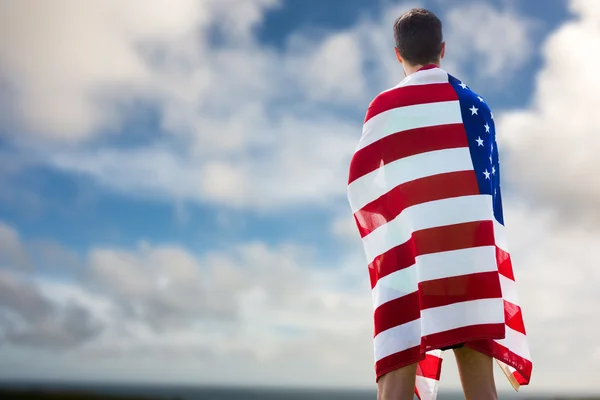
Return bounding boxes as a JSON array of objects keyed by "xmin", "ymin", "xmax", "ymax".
[{"xmin": 347, "ymin": 65, "xmax": 532, "ymax": 399}]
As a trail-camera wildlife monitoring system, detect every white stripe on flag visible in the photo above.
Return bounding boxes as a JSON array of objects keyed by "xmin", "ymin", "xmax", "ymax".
[
  {"xmin": 374, "ymin": 319, "xmax": 422, "ymax": 361},
  {"xmin": 347, "ymin": 147, "xmax": 473, "ymax": 213},
  {"xmin": 361, "ymin": 195, "xmax": 494, "ymax": 264},
  {"xmin": 500, "ymin": 274, "xmax": 520, "ymax": 305},
  {"xmin": 383, "ymin": 68, "xmax": 450, "ymax": 94},
  {"xmin": 399, "ymin": 67, "xmax": 450, "ymax": 87},
  {"xmin": 495, "ymin": 326, "xmax": 531, "ymax": 361},
  {"xmin": 372, "ymin": 266, "xmax": 418, "ymax": 309},
  {"xmin": 359, "ymin": 101, "xmax": 462, "ymax": 151},
  {"xmin": 420, "ymin": 298, "xmax": 505, "ymax": 336},
  {"xmin": 417, "ymin": 246, "xmax": 499, "ymax": 283},
  {"xmin": 415, "ymin": 376, "xmax": 440, "ymax": 400},
  {"xmin": 494, "ymin": 218, "xmax": 509, "ymax": 252}
]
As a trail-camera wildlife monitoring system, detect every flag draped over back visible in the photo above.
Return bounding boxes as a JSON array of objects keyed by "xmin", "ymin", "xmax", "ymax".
[{"xmin": 346, "ymin": 65, "xmax": 532, "ymax": 399}]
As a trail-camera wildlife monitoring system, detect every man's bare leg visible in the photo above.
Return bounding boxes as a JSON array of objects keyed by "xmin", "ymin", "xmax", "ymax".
[
  {"xmin": 377, "ymin": 363, "xmax": 417, "ymax": 400},
  {"xmin": 453, "ymin": 346, "xmax": 498, "ymax": 400}
]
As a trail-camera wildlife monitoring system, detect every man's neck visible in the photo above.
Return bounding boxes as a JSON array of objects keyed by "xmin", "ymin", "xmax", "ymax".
[{"xmin": 403, "ymin": 61, "xmax": 440, "ymax": 76}]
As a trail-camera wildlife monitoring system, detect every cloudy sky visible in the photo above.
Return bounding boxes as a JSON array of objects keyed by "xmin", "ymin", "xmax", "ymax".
[{"xmin": 0, "ymin": 0, "xmax": 598, "ymax": 396}]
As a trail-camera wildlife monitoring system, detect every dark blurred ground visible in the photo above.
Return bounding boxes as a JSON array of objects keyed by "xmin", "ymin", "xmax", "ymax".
[
  {"xmin": 0, "ymin": 386, "xmax": 599, "ymax": 400},
  {"xmin": 0, "ymin": 388, "xmax": 183, "ymax": 400}
]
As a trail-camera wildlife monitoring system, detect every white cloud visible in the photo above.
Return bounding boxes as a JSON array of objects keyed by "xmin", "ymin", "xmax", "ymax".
[
  {"xmin": 286, "ymin": 31, "xmax": 368, "ymax": 104},
  {"xmin": 331, "ymin": 213, "xmax": 360, "ymax": 243},
  {"xmin": 1, "ymin": 0, "xmax": 536, "ymax": 211},
  {"xmin": 498, "ymin": 0, "xmax": 600, "ymax": 224},
  {"xmin": 45, "ymin": 116, "xmax": 358, "ymax": 209},
  {"xmin": 0, "ymin": 0, "xmax": 280, "ymax": 141},
  {"xmin": 0, "ymin": 224, "xmax": 376, "ymax": 386},
  {"xmin": 0, "ymin": 270, "xmax": 103, "ymax": 348},
  {"xmin": 444, "ymin": 3, "xmax": 536, "ymax": 81},
  {"xmin": 2, "ymin": 191, "xmax": 600, "ymax": 392},
  {"xmin": 0, "ymin": 222, "xmax": 29, "ymax": 269},
  {"xmin": 500, "ymin": 202, "xmax": 600, "ymax": 393}
]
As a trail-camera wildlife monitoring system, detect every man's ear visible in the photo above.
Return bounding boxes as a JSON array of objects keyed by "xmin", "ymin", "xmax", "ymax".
[
  {"xmin": 395, "ymin": 47, "xmax": 403, "ymax": 64},
  {"xmin": 440, "ymin": 42, "xmax": 446, "ymax": 59}
]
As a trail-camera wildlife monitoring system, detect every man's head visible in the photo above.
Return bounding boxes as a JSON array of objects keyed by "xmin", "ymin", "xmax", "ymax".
[{"xmin": 393, "ymin": 8, "xmax": 445, "ymax": 73}]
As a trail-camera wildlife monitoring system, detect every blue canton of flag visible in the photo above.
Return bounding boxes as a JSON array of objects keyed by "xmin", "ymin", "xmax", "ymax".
[{"xmin": 448, "ymin": 75, "xmax": 504, "ymax": 225}]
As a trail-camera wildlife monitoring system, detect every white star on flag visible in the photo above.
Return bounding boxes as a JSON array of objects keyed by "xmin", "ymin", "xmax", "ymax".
[
  {"xmin": 483, "ymin": 169, "xmax": 491, "ymax": 179},
  {"xmin": 478, "ymin": 96, "xmax": 484, "ymax": 102},
  {"xmin": 459, "ymin": 82, "xmax": 467, "ymax": 89},
  {"xmin": 484, "ymin": 123, "xmax": 490, "ymax": 133},
  {"xmin": 476, "ymin": 137, "xmax": 484, "ymax": 146},
  {"xmin": 469, "ymin": 105, "xmax": 478, "ymax": 115},
  {"xmin": 492, "ymin": 166, "xmax": 496, "ymax": 175}
]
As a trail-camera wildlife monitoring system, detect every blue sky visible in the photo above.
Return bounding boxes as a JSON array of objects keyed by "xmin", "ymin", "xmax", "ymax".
[{"xmin": 1, "ymin": 0, "xmax": 600, "ymax": 396}]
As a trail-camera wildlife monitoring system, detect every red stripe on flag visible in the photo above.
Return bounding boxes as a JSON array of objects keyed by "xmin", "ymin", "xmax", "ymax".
[
  {"xmin": 504, "ymin": 300, "xmax": 527, "ymax": 335},
  {"xmin": 348, "ymin": 124, "xmax": 468, "ymax": 184},
  {"xmin": 497, "ymin": 247, "xmax": 515, "ymax": 280},
  {"xmin": 416, "ymin": 354, "xmax": 443, "ymax": 380},
  {"xmin": 375, "ymin": 345, "xmax": 424, "ymax": 382},
  {"xmin": 413, "ymin": 220, "xmax": 496, "ymax": 255},
  {"xmin": 514, "ymin": 371, "xmax": 529, "ymax": 385},
  {"xmin": 419, "ymin": 271, "xmax": 503, "ymax": 310},
  {"xmin": 365, "ymin": 83, "xmax": 458, "ymax": 123},
  {"xmin": 368, "ymin": 221, "xmax": 496, "ymax": 289},
  {"xmin": 422, "ymin": 323, "xmax": 506, "ymax": 353},
  {"xmin": 374, "ymin": 291, "xmax": 420, "ymax": 336},
  {"xmin": 368, "ymin": 237, "xmax": 415, "ymax": 289},
  {"xmin": 467, "ymin": 339, "xmax": 532, "ymax": 383},
  {"xmin": 355, "ymin": 171, "xmax": 479, "ymax": 237}
]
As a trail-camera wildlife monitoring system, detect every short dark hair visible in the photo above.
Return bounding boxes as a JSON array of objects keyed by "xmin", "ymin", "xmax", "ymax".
[{"xmin": 393, "ymin": 8, "xmax": 443, "ymax": 66}]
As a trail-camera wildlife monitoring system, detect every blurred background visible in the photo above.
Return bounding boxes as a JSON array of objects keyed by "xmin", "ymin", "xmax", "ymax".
[{"xmin": 0, "ymin": 0, "xmax": 598, "ymax": 399}]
